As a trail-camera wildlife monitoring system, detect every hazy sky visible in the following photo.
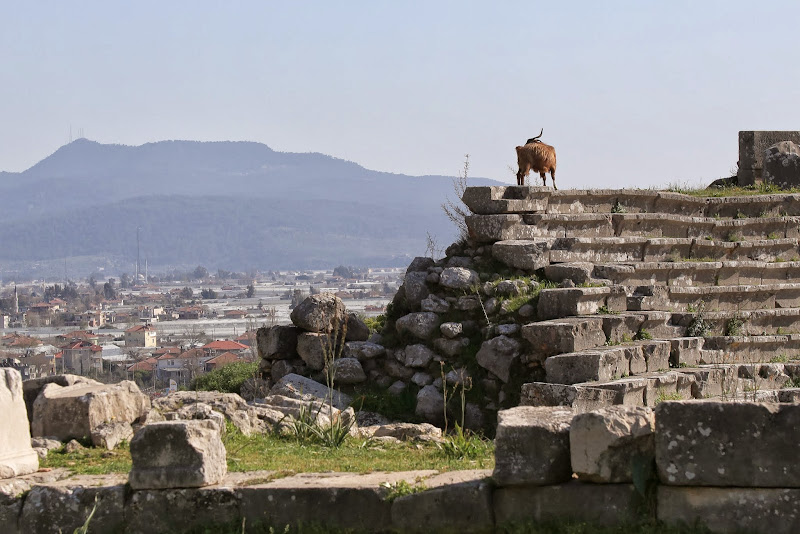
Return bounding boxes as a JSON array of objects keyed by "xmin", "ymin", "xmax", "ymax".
[{"xmin": 2, "ymin": 1, "xmax": 800, "ymax": 188}]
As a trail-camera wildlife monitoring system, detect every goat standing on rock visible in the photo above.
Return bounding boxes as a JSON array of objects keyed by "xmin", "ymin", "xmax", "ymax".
[{"xmin": 516, "ymin": 128, "xmax": 557, "ymax": 189}]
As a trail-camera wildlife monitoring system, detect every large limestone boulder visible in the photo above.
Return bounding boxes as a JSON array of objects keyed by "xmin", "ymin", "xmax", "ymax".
[
  {"xmin": 570, "ymin": 406, "xmax": 654, "ymax": 483},
  {"xmin": 31, "ymin": 380, "xmax": 150, "ymax": 442},
  {"xmin": 128, "ymin": 420, "xmax": 227, "ymax": 489},
  {"xmin": 402, "ymin": 271, "xmax": 430, "ymax": 310},
  {"xmin": 296, "ymin": 332, "xmax": 328, "ymax": 370},
  {"xmin": 22, "ymin": 374, "xmax": 100, "ymax": 424},
  {"xmin": 330, "ymin": 358, "xmax": 366, "ymax": 384},
  {"xmin": 152, "ymin": 390, "xmax": 268, "ymax": 437},
  {"xmin": 290, "ymin": 293, "xmax": 347, "ymax": 333},
  {"xmin": 439, "ymin": 267, "xmax": 480, "ymax": 290},
  {"xmin": 256, "ymin": 325, "xmax": 299, "ymax": 360},
  {"xmin": 764, "ymin": 141, "xmax": 800, "ymax": 188},
  {"xmin": 0, "ymin": 369, "xmax": 39, "ymax": 479},
  {"xmin": 493, "ymin": 406, "xmax": 573, "ymax": 486},
  {"xmin": 476, "ymin": 335, "xmax": 520, "ymax": 383},
  {"xmin": 343, "ymin": 341, "xmax": 385, "ymax": 361},
  {"xmin": 345, "ymin": 312, "xmax": 370, "ymax": 342},
  {"xmin": 395, "ymin": 312, "xmax": 441, "ymax": 340},
  {"xmin": 270, "ymin": 373, "xmax": 352, "ymax": 410}
]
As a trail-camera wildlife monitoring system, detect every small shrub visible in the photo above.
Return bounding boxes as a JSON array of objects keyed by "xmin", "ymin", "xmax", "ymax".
[
  {"xmin": 724, "ymin": 314, "xmax": 745, "ymax": 337},
  {"xmin": 725, "ymin": 232, "xmax": 742, "ymax": 242},
  {"xmin": 611, "ymin": 200, "xmax": 627, "ymax": 213},
  {"xmin": 191, "ymin": 361, "xmax": 259, "ymax": 394},
  {"xmin": 438, "ymin": 424, "xmax": 493, "ymax": 461},
  {"xmin": 363, "ymin": 314, "xmax": 386, "ymax": 334},
  {"xmin": 634, "ymin": 329, "xmax": 653, "ymax": 341},
  {"xmin": 686, "ymin": 303, "xmax": 711, "ymax": 338}
]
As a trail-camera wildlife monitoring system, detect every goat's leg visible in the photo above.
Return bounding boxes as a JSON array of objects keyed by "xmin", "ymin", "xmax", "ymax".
[
  {"xmin": 540, "ymin": 172, "xmax": 547, "ymax": 187},
  {"xmin": 550, "ymin": 170, "xmax": 557, "ymax": 190}
]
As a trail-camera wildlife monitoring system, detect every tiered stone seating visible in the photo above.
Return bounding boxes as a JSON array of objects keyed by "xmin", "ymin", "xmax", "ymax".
[{"xmin": 465, "ymin": 186, "xmax": 800, "ymax": 411}]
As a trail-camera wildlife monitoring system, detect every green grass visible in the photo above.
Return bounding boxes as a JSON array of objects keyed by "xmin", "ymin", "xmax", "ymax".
[
  {"xmin": 43, "ymin": 427, "xmax": 495, "ymax": 476},
  {"xmin": 665, "ymin": 182, "xmax": 800, "ymax": 197},
  {"xmin": 40, "ymin": 441, "xmax": 132, "ymax": 475}
]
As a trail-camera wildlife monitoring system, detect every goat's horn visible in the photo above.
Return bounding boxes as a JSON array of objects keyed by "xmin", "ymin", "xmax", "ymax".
[{"xmin": 531, "ymin": 128, "xmax": 543, "ymax": 141}]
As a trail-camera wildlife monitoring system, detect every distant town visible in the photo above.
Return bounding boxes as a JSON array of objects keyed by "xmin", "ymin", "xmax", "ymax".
[{"xmin": 0, "ymin": 265, "xmax": 402, "ymax": 395}]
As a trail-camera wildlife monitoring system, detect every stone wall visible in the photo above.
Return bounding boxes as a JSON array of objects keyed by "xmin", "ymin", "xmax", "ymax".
[
  {"xmin": 738, "ymin": 130, "xmax": 800, "ymax": 185},
  {"xmin": 2, "ymin": 400, "xmax": 798, "ymax": 533}
]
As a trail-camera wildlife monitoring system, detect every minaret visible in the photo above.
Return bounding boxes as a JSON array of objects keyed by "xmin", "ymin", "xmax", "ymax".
[
  {"xmin": 136, "ymin": 227, "xmax": 141, "ymax": 283},
  {"xmin": 13, "ymin": 285, "xmax": 18, "ymax": 314}
]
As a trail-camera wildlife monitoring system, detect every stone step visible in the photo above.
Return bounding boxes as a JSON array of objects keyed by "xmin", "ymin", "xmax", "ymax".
[
  {"xmin": 699, "ymin": 336, "xmax": 800, "ymax": 365},
  {"xmin": 592, "ymin": 260, "xmax": 800, "ymax": 287},
  {"xmin": 628, "ymin": 282, "xmax": 800, "ymax": 312},
  {"xmin": 671, "ymin": 307, "xmax": 800, "ymax": 336},
  {"xmin": 543, "ymin": 340, "xmax": 671, "ymax": 385},
  {"xmin": 536, "ymin": 286, "xmax": 627, "ymax": 321},
  {"xmin": 492, "ymin": 238, "xmax": 799, "ymax": 270},
  {"xmin": 464, "ymin": 186, "xmax": 800, "ymax": 218},
  {"xmin": 467, "ymin": 212, "xmax": 800, "ymax": 243},
  {"xmin": 524, "ymin": 363, "xmax": 800, "ymax": 411}
]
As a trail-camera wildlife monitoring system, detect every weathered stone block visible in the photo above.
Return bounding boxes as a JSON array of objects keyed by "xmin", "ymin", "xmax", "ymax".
[
  {"xmin": 22, "ymin": 374, "xmax": 99, "ymax": 424},
  {"xmin": 345, "ymin": 311, "xmax": 370, "ymax": 342},
  {"xmin": 543, "ymin": 262, "xmax": 594, "ymax": 285},
  {"xmin": 519, "ymin": 382, "xmax": 617, "ymax": 413},
  {"xmin": 395, "ymin": 312, "xmax": 441, "ymax": 340},
  {"xmin": 643, "ymin": 371, "xmax": 695, "ymax": 406},
  {"xmin": 439, "ymin": 267, "xmax": 480, "ymax": 289},
  {"xmin": 544, "ymin": 347, "xmax": 629, "ymax": 385},
  {"xmin": 296, "ymin": 332, "xmax": 328, "ymax": 370},
  {"xmin": 492, "ymin": 239, "xmax": 552, "ymax": 270},
  {"xmin": 493, "ymin": 406, "xmax": 573, "ymax": 486},
  {"xmin": 570, "ymin": 406, "xmax": 654, "ymax": 483},
  {"xmin": 669, "ymin": 337, "xmax": 703, "ymax": 367},
  {"xmin": 589, "ymin": 377, "xmax": 648, "ymax": 406},
  {"xmin": 18, "ymin": 476, "xmax": 126, "ymax": 534},
  {"xmin": 290, "ymin": 293, "xmax": 347, "ymax": 333},
  {"xmin": 129, "ymin": 420, "xmax": 227, "ymax": 489},
  {"xmin": 402, "ymin": 271, "xmax": 430, "ymax": 311},
  {"xmin": 391, "ymin": 471, "xmax": 494, "ymax": 533},
  {"xmin": 655, "ymin": 401, "xmax": 800, "ymax": 486},
  {"xmin": 331, "ymin": 358, "xmax": 366, "ymax": 384},
  {"xmin": 494, "ymin": 482, "xmax": 641, "ymax": 527},
  {"xmin": 640, "ymin": 340, "xmax": 670, "ymax": 371},
  {"xmin": 257, "ymin": 325, "xmax": 299, "ymax": 360},
  {"xmin": 343, "ymin": 341, "xmax": 385, "ymax": 361},
  {"xmin": 476, "ymin": 335, "xmax": 520, "ymax": 383},
  {"xmin": 0, "ymin": 369, "xmax": 38, "ymax": 479},
  {"xmin": 738, "ymin": 130, "xmax": 800, "ymax": 185},
  {"xmin": 404, "ymin": 344, "xmax": 436, "ymax": 368},
  {"xmin": 658, "ymin": 486, "xmax": 800, "ymax": 534},
  {"xmin": 31, "ymin": 380, "xmax": 150, "ymax": 442},
  {"xmin": 537, "ymin": 287, "xmax": 613, "ymax": 320},
  {"xmin": 270, "ymin": 373, "xmax": 351, "ymax": 410},
  {"xmin": 238, "ymin": 472, "xmax": 413, "ymax": 531},
  {"xmin": 521, "ymin": 317, "xmax": 606, "ymax": 361},
  {"xmin": 126, "ymin": 485, "xmax": 241, "ymax": 534}
]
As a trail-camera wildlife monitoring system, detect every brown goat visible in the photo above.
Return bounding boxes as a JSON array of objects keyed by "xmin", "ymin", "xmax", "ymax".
[{"xmin": 516, "ymin": 138, "xmax": 557, "ymax": 188}]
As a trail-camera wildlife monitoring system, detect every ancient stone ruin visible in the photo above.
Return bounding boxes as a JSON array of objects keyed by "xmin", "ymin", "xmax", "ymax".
[{"xmin": 5, "ymin": 181, "xmax": 800, "ymax": 532}]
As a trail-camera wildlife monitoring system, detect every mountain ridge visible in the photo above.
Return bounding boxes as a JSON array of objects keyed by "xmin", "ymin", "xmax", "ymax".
[{"xmin": 0, "ymin": 139, "xmax": 503, "ymax": 277}]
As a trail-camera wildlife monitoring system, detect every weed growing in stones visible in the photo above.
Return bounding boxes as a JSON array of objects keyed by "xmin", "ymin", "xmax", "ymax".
[
  {"xmin": 438, "ymin": 424, "xmax": 493, "ymax": 461},
  {"xmin": 380, "ymin": 479, "xmax": 428, "ymax": 502},
  {"xmin": 634, "ymin": 329, "xmax": 653, "ymax": 341},
  {"xmin": 724, "ymin": 313, "xmax": 745, "ymax": 336},
  {"xmin": 686, "ymin": 302, "xmax": 712, "ymax": 337}
]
